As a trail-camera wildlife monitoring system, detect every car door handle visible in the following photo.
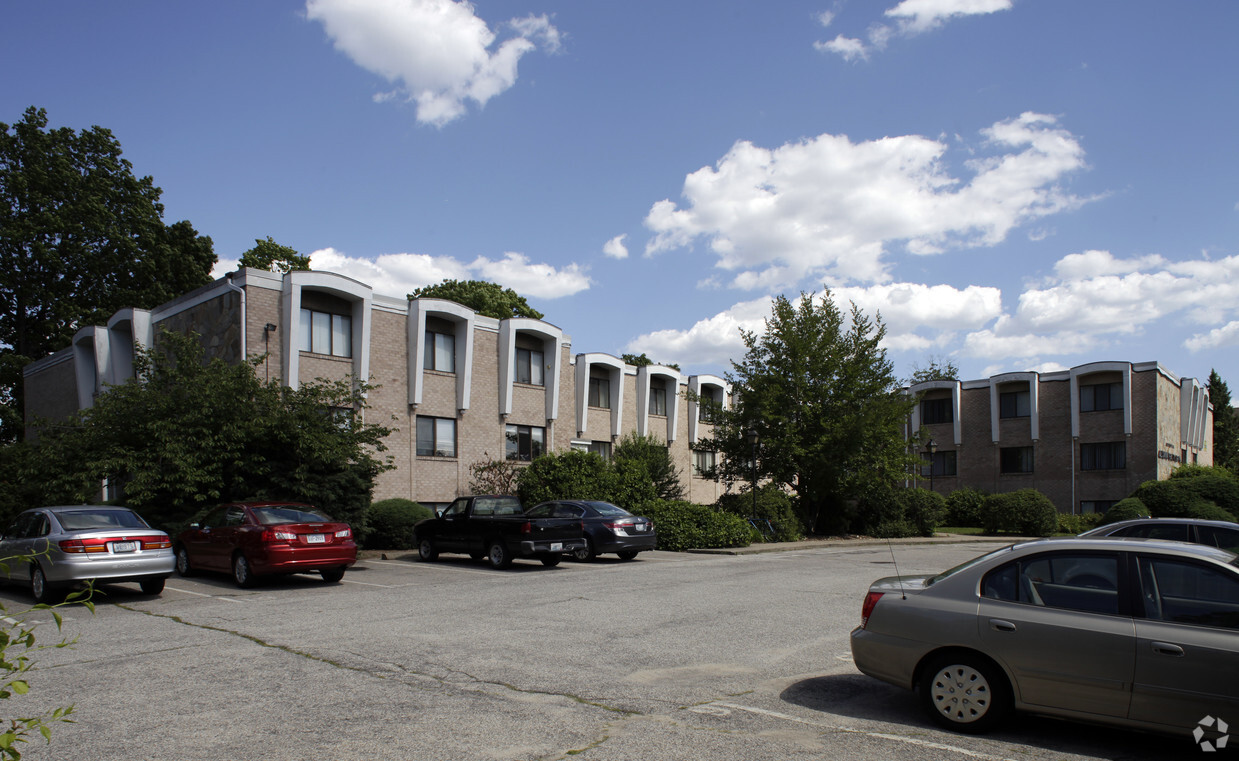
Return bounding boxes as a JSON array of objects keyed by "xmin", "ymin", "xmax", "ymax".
[
  {"xmin": 989, "ymin": 619, "xmax": 1017, "ymax": 633},
  {"xmin": 1151, "ymin": 641, "xmax": 1184, "ymax": 657}
]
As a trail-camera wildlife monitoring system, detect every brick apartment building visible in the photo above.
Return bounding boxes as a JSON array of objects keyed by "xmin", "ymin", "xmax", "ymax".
[
  {"xmin": 22, "ymin": 268, "xmax": 733, "ymax": 510},
  {"xmin": 909, "ymin": 363, "xmax": 1214, "ymax": 514}
]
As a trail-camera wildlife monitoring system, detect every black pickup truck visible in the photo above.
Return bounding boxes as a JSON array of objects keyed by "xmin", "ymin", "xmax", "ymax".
[{"xmin": 413, "ymin": 495, "xmax": 585, "ymax": 569}]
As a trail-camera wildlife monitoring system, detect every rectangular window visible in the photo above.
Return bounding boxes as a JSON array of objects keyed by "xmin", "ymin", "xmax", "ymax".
[
  {"xmin": 649, "ymin": 386, "xmax": 667, "ymax": 416},
  {"xmin": 416, "ymin": 417, "xmax": 456, "ymax": 458},
  {"xmin": 505, "ymin": 424, "xmax": 545, "ymax": 461},
  {"xmin": 1081, "ymin": 441, "xmax": 1126, "ymax": 470},
  {"xmin": 1000, "ymin": 446, "xmax": 1034, "ymax": 474},
  {"xmin": 423, "ymin": 330, "xmax": 455, "ymax": 372},
  {"xmin": 921, "ymin": 397, "xmax": 953, "ymax": 424},
  {"xmin": 516, "ymin": 348, "xmax": 544, "ymax": 386},
  {"xmin": 698, "ymin": 396, "xmax": 720, "ymax": 423},
  {"xmin": 1080, "ymin": 500, "xmax": 1117, "ymax": 514},
  {"xmin": 921, "ymin": 450, "xmax": 957, "ymax": 477},
  {"xmin": 1080, "ymin": 382, "xmax": 1123, "ymax": 412},
  {"xmin": 588, "ymin": 441, "xmax": 611, "ymax": 460},
  {"xmin": 999, "ymin": 391, "xmax": 1031, "ymax": 419},
  {"xmin": 300, "ymin": 308, "xmax": 352, "ymax": 358},
  {"xmin": 588, "ymin": 376, "xmax": 611, "ymax": 408},
  {"xmin": 693, "ymin": 450, "xmax": 716, "ymax": 476}
]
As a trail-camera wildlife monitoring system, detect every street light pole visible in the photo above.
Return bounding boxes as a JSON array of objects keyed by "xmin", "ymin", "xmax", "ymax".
[{"xmin": 926, "ymin": 438, "xmax": 938, "ymax": 492}]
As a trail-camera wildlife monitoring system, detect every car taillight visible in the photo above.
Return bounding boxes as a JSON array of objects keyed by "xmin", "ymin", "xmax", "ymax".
[
  {"xmin": 140, "ymin": 536, "xmax": 172, "ymax": 550},
  {"xmin": 335, "ymin": 528, "xmax": 351, "ymax": 539},
  {"xmin": 520, "ymin": 521, "xmax": 532, "ymax": 534},
  {"xmin": 59, "ymin": 539, "xmax": 107, "ymax": 554},
  {"xmin": 860, "ymin": 591, "xmax": 884, "ymax": 629},
  {"xmin": 59, "ymin": 535, "xmax": 169, "ymax": 553},
  {"xmin": 261, "ymin": 529, "xmax": 297, "ymax": 543}
]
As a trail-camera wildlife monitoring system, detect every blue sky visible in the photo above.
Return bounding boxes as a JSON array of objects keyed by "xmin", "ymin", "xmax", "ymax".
[{"xmin": 4, "ymin": 0, "xmax": 1239, "ymax": 390}]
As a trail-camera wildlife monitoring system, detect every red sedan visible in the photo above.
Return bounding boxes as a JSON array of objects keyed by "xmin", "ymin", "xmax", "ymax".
[{"xmin": 174, "ymin": 502, "xmax": 356, "ymax": 588}]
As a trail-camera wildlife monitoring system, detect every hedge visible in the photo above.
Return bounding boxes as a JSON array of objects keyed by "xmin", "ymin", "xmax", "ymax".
[
  {"xmin": 982, "ymin": 489, "xmax": 1057, "ymax": 536},
  {"xmin": 364, "ymin": 498, "xmax": 434, "ymax": 550},
  {"xmin": 714, "ymin": 485, "xmax": 805, "ymax": 542},
  {"xmin": 635, "ymin": 500, "xmax": 751, "ymax": 552}
]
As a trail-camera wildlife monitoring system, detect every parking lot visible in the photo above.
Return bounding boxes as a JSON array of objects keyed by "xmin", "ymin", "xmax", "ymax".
[{"xmin": 3, "ymin": 540, "xmax": 1198, "ymax": 760}]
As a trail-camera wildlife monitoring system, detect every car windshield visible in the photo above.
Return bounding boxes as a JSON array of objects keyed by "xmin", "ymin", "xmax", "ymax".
[
  {"xmin": 583, "ymin": 502, "xmax": 631, "ymax": 517},
  {"xmin": 926, "ymin": 546, "xmax": 1015, "ymax": 586},
  {"xmin": 252, "ymin": 506, "xmax": 332, "ymax": 525},
  {"xmin": 57, "ymin": 509, "xmax": 149, "ymax": 531}
]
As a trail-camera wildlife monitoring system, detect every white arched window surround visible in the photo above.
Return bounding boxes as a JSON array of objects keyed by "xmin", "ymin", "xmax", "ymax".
[
  {"xmin": 72, "ymin": 326, "xmax": 108, "ymax": 411},
  {"xmin": 105, "ymin": 308, "xmax": 153, "ymax": 387},
  {"xmin": 908, "ymin": 379, "xmax": 962, "ymax": 446},
  {"xmin": 575, "ymin": 353, "xmax": 626, "ymax": 439},
  {"xmin": 688, "ymin": 375, "xmax": 729, "ymax": 445},
  {"xmin": 282, "ymin": 271, "xmax": 372, "ymax": 391},
  {"xmin": 498, "ymin": 318, "xmax": 563, "ymax": 421},
  {"xmin": 408, "ymin": 298, "xmax": 475, "ymax": 413},
  {"xmin": 637, "ymin": 365, "xmax": 681, "ymax": 443},
  {"xmin": 988, "ymin": 371, "xmax": 1040, "ymax": 443},
  {"xmin": 1069, "ymin": 362, "xmax": 1131, "ymax": 438}
]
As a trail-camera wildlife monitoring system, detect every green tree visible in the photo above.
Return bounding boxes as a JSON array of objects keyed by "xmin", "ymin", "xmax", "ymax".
[
  {"xmin": 0, "ymin": 107, "xmax": 215, "ymax": 442},
  {"xmin": 408, "ymin": 279, "xmax": 543, "ymax": 320},
  {"xmin": 238, "ymin": 236, "xmax": 310, "ymax": 273},
  {"xmin": 22, "ymin": 331, "xmax": 392, "ymax": 531},
  {"xmin": 1208, "ymin": 369, "xmax": 1239, "ymax": 474},
  {"xmin": 907, "ymin": 355, "xmax": 960, "ymax": 384},
  {"xmin": 612, "ymin": 432, "xmax": 684, "ymax": 500},
  {"xmin": 621, "ymin": 353, "xmax": 680, "ymax": 371},
  {"xmin": 697, "ymin": 290, "xmax": 918, "ymax": 534}
]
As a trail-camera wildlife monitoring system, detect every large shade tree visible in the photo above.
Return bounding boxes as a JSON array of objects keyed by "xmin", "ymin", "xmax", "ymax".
[
  {"xmin": 408, "ymin": 279, "xmax": 543, "ymax": 320},
  {"xmin": 697, "ymin": 291, "xmax": 917, "ymax": 534},
  {"xmin": 1209, "ymin": 369, "xmax": 1239, "ymax": 475},
  {"xmin": 0, "ymin": 107, "xmax": 215, "ymax": 441}
]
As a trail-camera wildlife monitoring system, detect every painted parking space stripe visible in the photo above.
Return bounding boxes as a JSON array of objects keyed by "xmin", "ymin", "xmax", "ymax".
[{"xmin": 162, "ymin": 585, "xmax": 244, "ymax": 602}]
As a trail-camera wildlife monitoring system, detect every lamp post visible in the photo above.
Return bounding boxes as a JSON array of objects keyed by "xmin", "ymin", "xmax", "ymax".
[
  {"xmin": 747, "ymin": 428, "xmax": 759, "ymax": 520},
  {"xmin": 925, "ymin": 438, "xmax": 938, "ymax": 492}
]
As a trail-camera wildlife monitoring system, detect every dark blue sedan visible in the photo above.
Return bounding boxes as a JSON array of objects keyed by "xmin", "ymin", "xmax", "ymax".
[{"xmin": 525, "ymin": 500, "xmax": 656, "ymax": 561}]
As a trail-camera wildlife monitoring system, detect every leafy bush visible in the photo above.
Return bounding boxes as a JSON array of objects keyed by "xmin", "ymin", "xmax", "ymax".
[
  {"xmin": 467, "ymin": 458, "xmax": 521, "ymax": 496},
  {"xmin": 714, "ymin": 484, "xmax": 804, "ymax": 542},
  {"xmin": 851, "ymin": 484, "xmax": 912, "ymax": 538},
  {"xmin": 982, "ymin": 489, "xmax": 1058, "ymax": 536},
  {"xmin": 1057, "ymin": 512, "xmax": 1104, "ymax": 534},
  {"xmin": 515, "ymin": 449, "xmax": 658, "ymax": 509},
  {"xmin": 613, "ymin": 433, "xmax": 684, "ymax": 500},
  {"xmin": 1101, "ymin": 497, "xmax": 1149, "ymax": 525},
  {"xmin": 635, "ymin": 500, "xmax": 751, "ymax": 551},
  {"xmin": 363, "ymin": 498, "xmax": 434, "ymax": 550},
  {"xmin": 904, "ymin": 489, "xmax": 948, "ymax": 537},
  {"xmin": 945, "ymin": 488, "xmax": 987, "ymax": 528},
  {"xmin": 1132, "ymin": 467, "xmax": 1239, "ymax": 520}
]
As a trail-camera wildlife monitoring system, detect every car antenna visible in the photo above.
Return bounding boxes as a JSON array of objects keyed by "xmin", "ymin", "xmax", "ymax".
[{"xmin": 886, "ymin": 537, "xmax": 907, "ymax": 600}]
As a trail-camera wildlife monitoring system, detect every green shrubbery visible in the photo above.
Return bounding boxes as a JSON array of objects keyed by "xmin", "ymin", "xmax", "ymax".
[
  {"xmin": 945, "ymin": 487, "xmax": 987, "ymax": 528},
  {"xmin": 1057, "ymin": 511, "xmax": 1104, "ymax": 534},
  {"xmin": 852, "ymin": 485, "xmax": 947, "ymax": 538},
  {"xmin": 982, "ymin": 489, "xmax": 1057, "ymax": 536},
  {"xmin": 514, "ymin": 449, "xmax": 658, "ymax": 509},
  {"xmin": 1100, "ymin": 497, "xmax": 1149, "ymax": 525},
  {"xmin": 636, "ymin": 500, "xmax": 751, "ymax": 552},
  {"xmin": 363, "ymin": 498, "xmax": 434, "ymax": 550},
  {"xmin": 1130, "ymin": 466, "xmax": 1239, "ymax": 521},
  {"xmin": 714, "ymin": 485, "xmax": 804, "ymax": 542}
]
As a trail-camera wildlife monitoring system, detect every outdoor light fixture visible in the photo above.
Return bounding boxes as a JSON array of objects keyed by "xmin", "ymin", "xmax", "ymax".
[{"xmin": 925, "ymin": 438, "xmax": 938, "ymax": 492}]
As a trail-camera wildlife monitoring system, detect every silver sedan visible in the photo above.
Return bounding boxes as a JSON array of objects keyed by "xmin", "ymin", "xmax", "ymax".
[
  {"xmin": 850, "ymin": 537, "xmax": 1239, "ymax": 742},
  {"xmin": 0, "ymin": 505, "xmax": 175, "ymax": 603}
]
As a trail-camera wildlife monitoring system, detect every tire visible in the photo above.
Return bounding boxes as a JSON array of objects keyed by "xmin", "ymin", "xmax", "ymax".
[
  {"xmin": 487, "ymin": 541, "xmax": 513, "ymax": 569},
  {"xmin": 418, "ymin": 537, "xmax": 439, "ymax": 562},
  {"xmin": 30, "ymin": 564, "xmax": 58, "ymax": 605},
  {"xmin": 617, "ymin": 550, "xmax": 639, "ymax": 561},
  {"xmin": 232, "ymin": 554, "xmax": 257, "ymax": 589},
  {"xmin": 572, "ymin": 538, "xmax": 596, "ymax": 562},
  {"xmin": 540, "ymin": 554, "xmax": 562, "ymax": 567},
  {"xmin": 320, "ymin": 567, "xmax": 345, "ymax": 583},
  {"xmin": 139, "ymin": 577, "xmax": 165, "ymax": 595},
  {"xmin": 919, "ymin": 653, "xmax": 1011, "ymax": 734},
  {"xmin": 175, "ymin": 546, "xmax": 195, "ymax": 577}
]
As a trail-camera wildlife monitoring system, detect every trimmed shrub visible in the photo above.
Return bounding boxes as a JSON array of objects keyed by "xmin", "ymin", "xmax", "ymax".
[
  {"xmin": 514, "ymin": 449, "xmax": 658, "ymax": 510},
  {"xmin": 1100, "ymin": 497, "xmax": 1149, "ymax": 525},
  {"xmin": 1133, "ymin": 468, "xmax": 1239, "ymax": 521},
  {"xmin": 945, "ymin": 488, "xmax": 987, "ymax": 528},
  {"xmin": 635, "ymin": 500, "xmax": 751, "ymax": 551},
  {"xmin": 714, "ymin": 485, "xmax": 805, "ymax": 542},
  {"xmin": 1057, "ymin": 512, "xmax": 1104, "ymax": 535},
  {"xmin": 904, "ymin": 489, "xmax": 948, "ymax": 537},
  {"xmin": 851, "ymin": 484, "xmax": 912, "ymax": 538},
  {"xmin": 364, "ymin": 498, "xmax": 434, "ymax": 549},
  {"xmin": 982, "ymin": 489, "xmax": 1057, "ymax": 536}
]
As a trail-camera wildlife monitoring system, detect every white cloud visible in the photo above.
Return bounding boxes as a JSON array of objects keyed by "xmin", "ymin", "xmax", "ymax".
[
  {"xmin": 305, "ymin": 0, "xmax": 560, "ymax": 127},
  {"xmin": 1186, "ymin": 321, "xmax": 1239, "ymax": 353},
  {"xmin": 817, "ymin": 0, "xmax": 1012, "ymax": 60},
  {"xmin": 211, "ymin": 257, "xmax": 240, "ymax": 279},
  {"xmin": 602, "ymin": 234, "xmax": 629, "ymax": 260},
  {"xmin": 644, "ymin": 113, "xmax": 1090, "ymax": 290},
  {"xmin": 625, "ymin": 297, "xmax": 773, "ymax": 368},
  {"xmin": 302, "ymin": 246, "xmax": 588, "ymax": 300}
]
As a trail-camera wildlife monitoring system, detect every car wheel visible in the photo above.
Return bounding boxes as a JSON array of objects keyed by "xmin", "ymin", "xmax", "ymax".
[
  {"xmin": 919, "ymin": 653, "xmax": 1011, "ymax": 734},
  {"xmin": 139, "ymin": 577, "xmax": 165, "ymax": 595},
  {"xmin": 540, "ymin": 554, "xmax": 562, "ymax": 567},
  {"xmin": 30, "ymin": 564, "xmax": 58, "ymax": 605},
  {"xmin": 418, "ymin": 537, "xmax": 438, "ymax": 562},
  {"xmin": 572, "ymin": 538, "xmax": 596, "ymax": 562},
  {"xmin": 232, "ymin": 554, "xmax": 257, "ymax": 589},
  {"xmin": 616, "ymin": 550, "xmax": 639, "ymax": 560},
  {"xmin": 487, "ymin": 541, "xmax": 513, "ymax": 569},
  {"xmin": 320, "ymin": 567, "xmax": 345, "ymax": 583},
  {"xmin": 175, "ymin": 546, "xmax": 195, "ymax": 577}
]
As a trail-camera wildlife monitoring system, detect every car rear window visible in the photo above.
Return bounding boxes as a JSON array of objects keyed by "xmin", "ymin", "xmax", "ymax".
[
  {"xmin": 583, "ymin": 502, "xmax": 631, "ymax": 517},
  {"xmin": 58, "ymin": 509, "xmax": 149, "ymax": 531},
  {"xmin": 252, "ymin": 506, "xmax": 332, "ymax": 524}
]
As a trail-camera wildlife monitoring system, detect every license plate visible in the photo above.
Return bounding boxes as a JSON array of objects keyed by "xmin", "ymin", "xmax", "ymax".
[
  {"xmin": 306, "ymin": 534, "xmax": 326, "ymax": 544},
  {"xmin": 635, "ymin": 524, "xmax": 647, "ymax": 532},
  {"xmin": 550, "ymin": 542, "xmax": 562, "ymax": 551},
  {"xmin": 111, "ymin": 541, "xmax": 138, "ymax": 553}
]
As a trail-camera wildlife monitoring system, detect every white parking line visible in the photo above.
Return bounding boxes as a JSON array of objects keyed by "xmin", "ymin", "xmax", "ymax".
[
  {"xmin": 162, "ymin": 585, "xmax": 244, "ymax": 602},
  {"xmin": 704, "ymin": 702, "xmax": 1020, "ymax": 761},
  {"xmin": 340, "ymin": 579, "xmax": 397, "ymax": 588}
]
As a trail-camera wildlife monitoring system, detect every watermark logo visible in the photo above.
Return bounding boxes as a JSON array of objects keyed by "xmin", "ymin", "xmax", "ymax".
[{"xmin": 1194, "ymin": 715, "xmax": 1229, "ymax": 753}]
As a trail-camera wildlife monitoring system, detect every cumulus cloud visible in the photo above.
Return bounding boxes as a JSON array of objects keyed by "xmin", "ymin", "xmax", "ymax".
[
  {"xmin": 602, "ymin": 234, "xmax": 629, "ymax": 260},
  {"xmin": 1186, "ymin": 322, "xmax": 1239, "ymax": 352},
  {"xmin": 816, "ymin": 0, "xmax": 1012, "ymax": 60},
  {"xmin": 305, "ymin": 0, "xmax": 560, "ymax": 127},
  {"xmin": 644, "ymin": 113, "xmax": 1090, "ymax": 290},
  {"xmin": 301, "ymin": 246, "xmax": 588, "ymax": 299}
]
